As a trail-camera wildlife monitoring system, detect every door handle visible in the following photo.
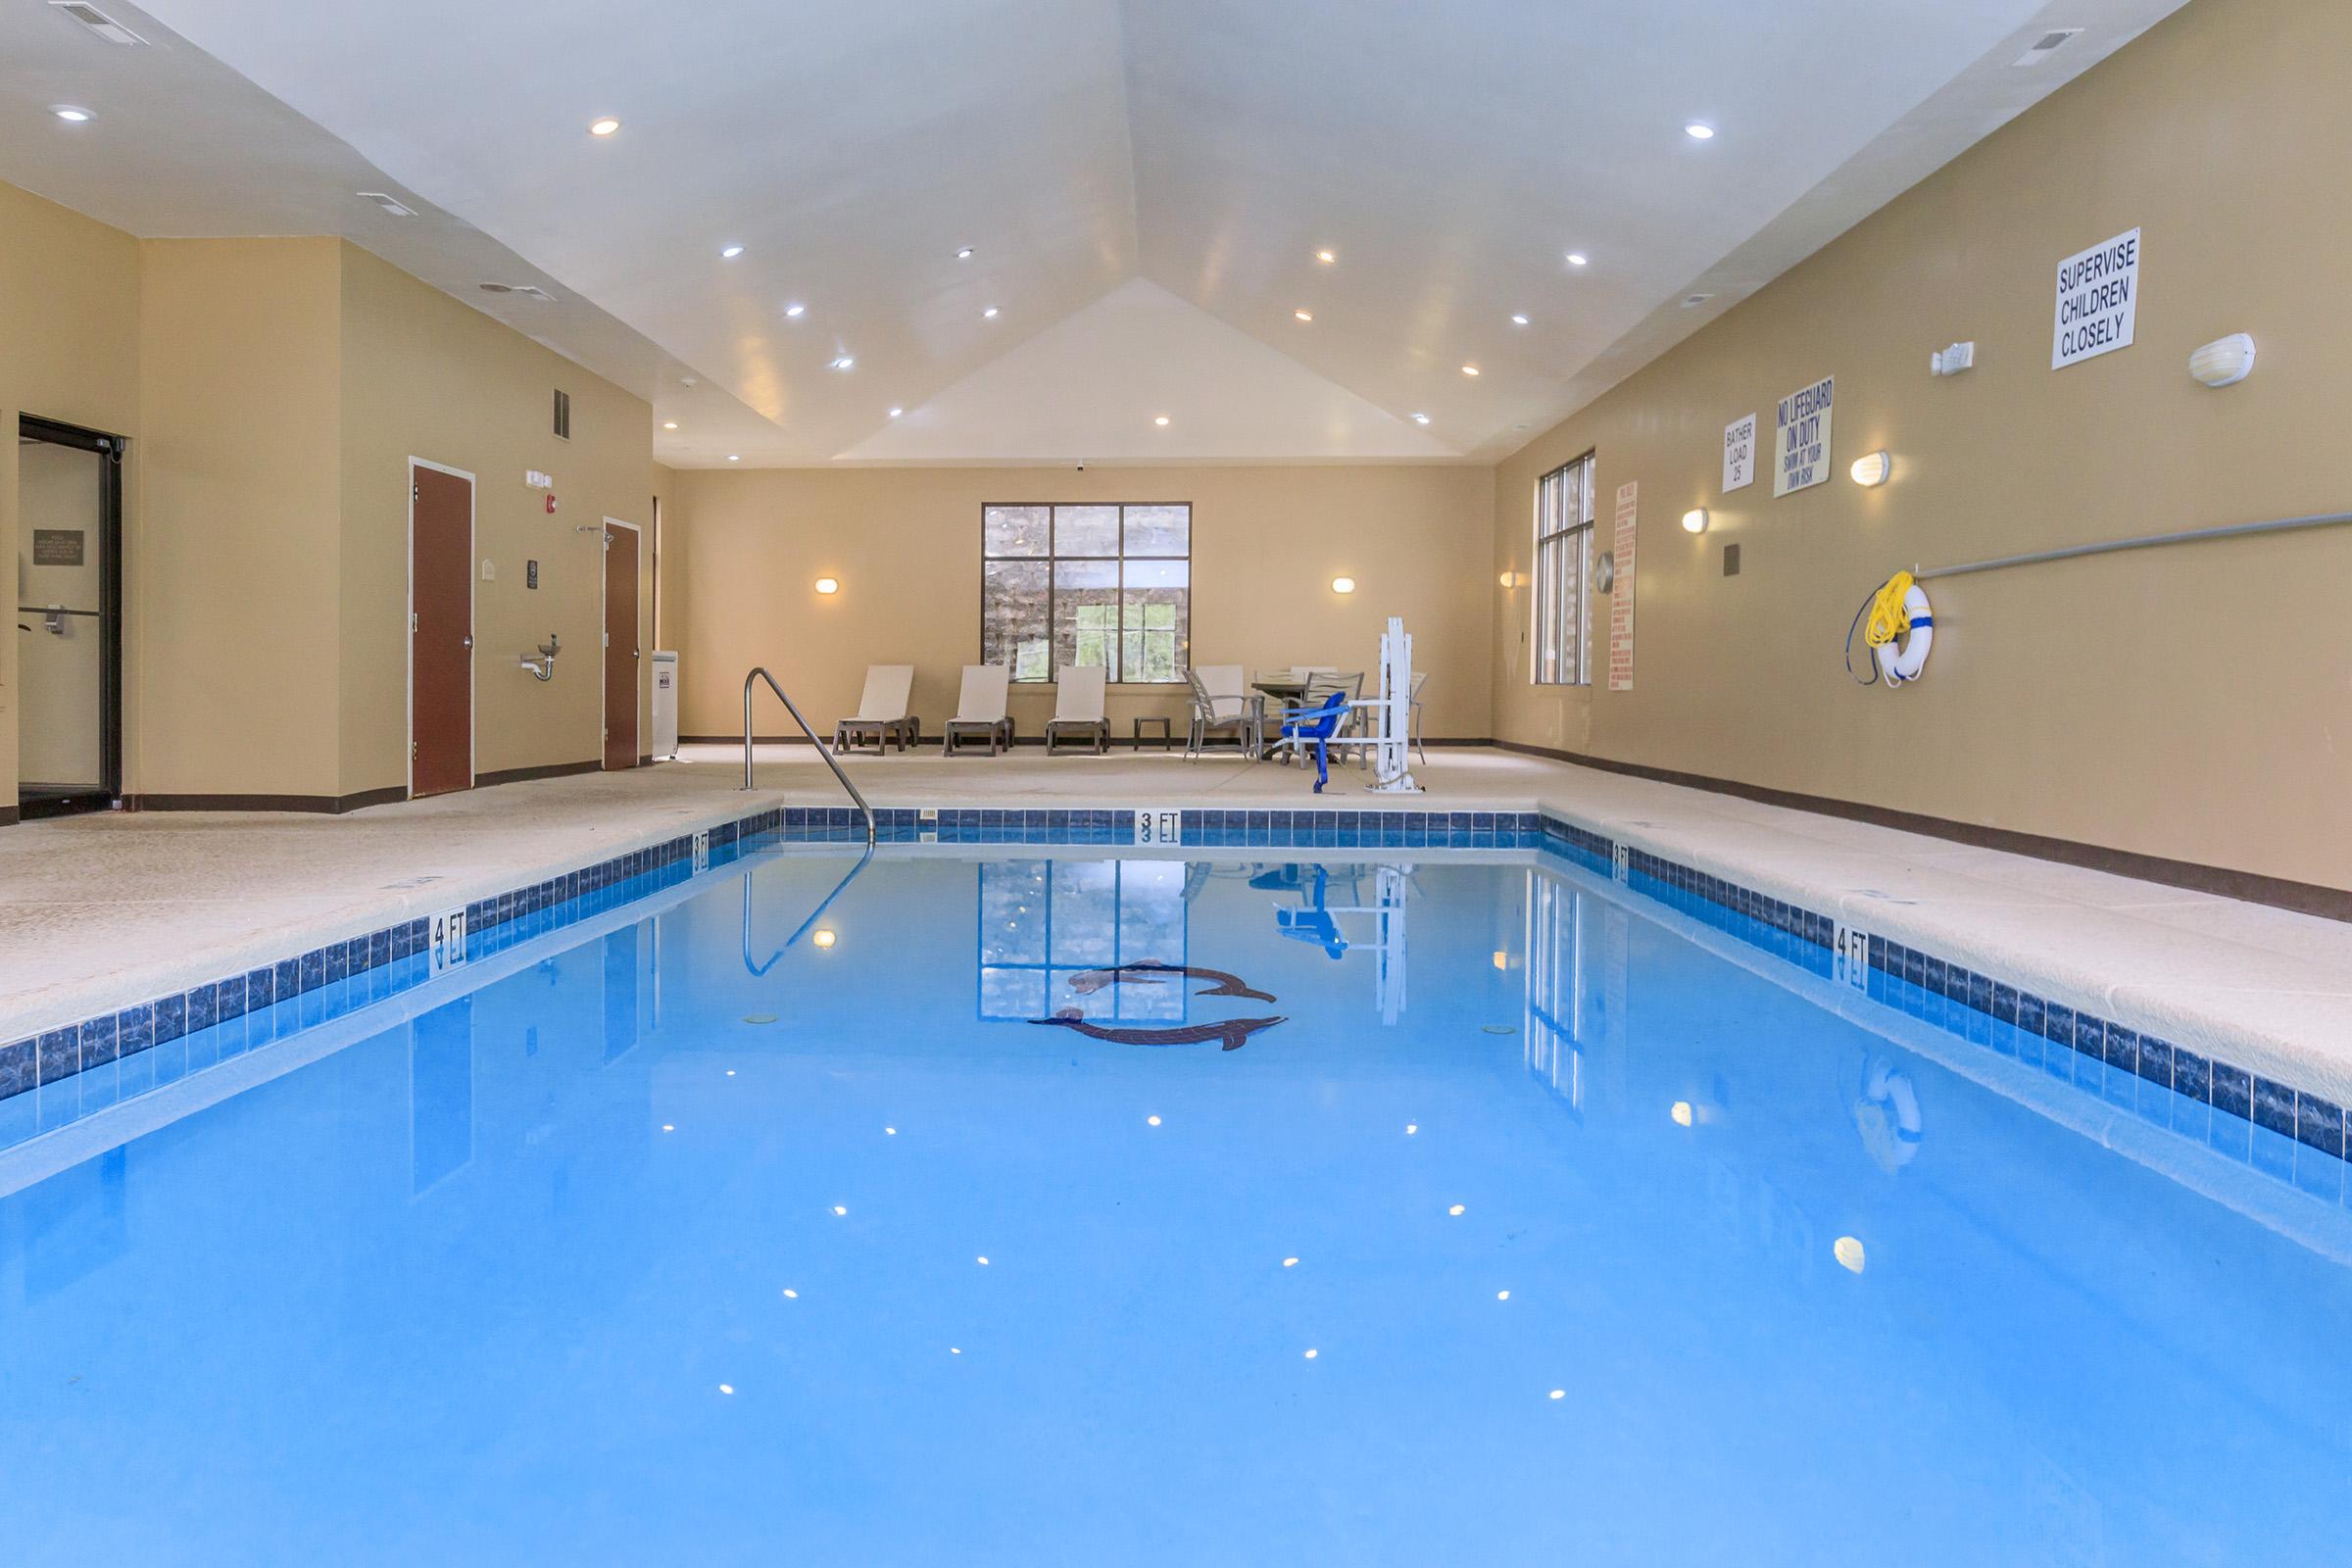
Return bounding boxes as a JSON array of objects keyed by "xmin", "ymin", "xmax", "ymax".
[
  {"xmin": 633, "ymin": 648, "xmax": 641, "ymax": 659},
  {"xmin": 463, "ymin": 635, "xmax": 474, "ymax": 650}
]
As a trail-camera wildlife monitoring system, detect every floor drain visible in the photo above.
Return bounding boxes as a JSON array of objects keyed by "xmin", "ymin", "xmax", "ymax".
[
  {"xmin": 743, "ymin": 1013, "xmax": 778, "ymax": 1025},
  {"xmin": 1481, "ymin": 1024, "xmax": 1517, "ymax": 1036}
]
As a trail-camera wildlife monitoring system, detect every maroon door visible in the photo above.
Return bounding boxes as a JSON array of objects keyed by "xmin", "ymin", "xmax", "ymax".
[
  {"xmin": 411, "ymin": 466, "xmax": 473, "ymax": 797},
  {"xmin": 604, "ymin": 524, "xmax": 639, "ymax": 769}
]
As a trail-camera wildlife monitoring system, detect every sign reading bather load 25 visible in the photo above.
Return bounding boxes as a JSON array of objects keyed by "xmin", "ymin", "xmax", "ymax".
[
  {"xmin": 2051, "ymin": 227, "xmax": 2138, "ymax": 369},
  {"xmin": 1772, "ymin": 375, "xmax": 1833, "ymax": 498}
]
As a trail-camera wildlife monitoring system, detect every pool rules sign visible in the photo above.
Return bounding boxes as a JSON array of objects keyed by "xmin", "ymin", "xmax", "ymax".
[
  {"xmin": 2052, "ymin": 227, "xmax": 2138, "ymax": 368},
  {"xmin": 1772, "ymin": 376, "xmax": 1833, "ymax": 497}
]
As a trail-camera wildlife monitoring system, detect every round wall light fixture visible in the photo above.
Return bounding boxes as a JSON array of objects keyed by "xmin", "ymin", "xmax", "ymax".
[
  {"xmin": 1681, "ymin": 508, "xmax": 1709, "ymax": 534},
  {"xmin": 814, "ymin": 576, "xmax": 840, "ymax": 595},
  {"xmin": 2188, "ymin": 333, "xmax": 2256, "ymax": 388},
  {"xmin": 1849, "ymin": 451, "xmax": 1891, "ymax": 487},
  {"xmin": 1331, "ymin": 576, "xmax": 1356, "ymax": 594}
]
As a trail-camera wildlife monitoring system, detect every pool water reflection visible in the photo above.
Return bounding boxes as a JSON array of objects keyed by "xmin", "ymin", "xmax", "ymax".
[{"xmin": 1, "ymin": 847, "xmax": 2347, "ymax": 1565}]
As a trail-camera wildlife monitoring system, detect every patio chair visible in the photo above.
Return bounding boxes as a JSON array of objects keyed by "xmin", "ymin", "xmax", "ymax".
[
  {"xmin": 833, "ymin": 664, "xmax": 917, "ymax": 754},
  {"xmin": 1185, "ymin": 665, "xmax": 1261, "ymax": 759},
  {"xmin": 943, "ymin": 664, "xmax": 1016, "ymax": 756},
  {"xmin": 1045, "ymin": 665, "xmax": 1110, "ymax": 755}
]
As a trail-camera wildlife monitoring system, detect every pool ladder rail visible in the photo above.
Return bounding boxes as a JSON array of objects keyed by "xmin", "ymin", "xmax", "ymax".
[{"xmin": 741, "ymin": 665, "xmax": 877, "ymax": 846}]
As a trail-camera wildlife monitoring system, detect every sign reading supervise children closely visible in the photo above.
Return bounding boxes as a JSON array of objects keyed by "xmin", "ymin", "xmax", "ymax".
[{"xmin": 2052, "ymin": 227, "xmax": 2138, "ymax": 369}]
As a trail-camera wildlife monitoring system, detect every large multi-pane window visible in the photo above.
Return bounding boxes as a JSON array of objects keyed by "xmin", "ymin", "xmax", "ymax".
[
  {"xmin": 982, "ymin": 503, "xmax": 1191, "ymax": 682},
  {"xmin": 1532, "ymin": 455, "xmax": 1594, "ymax": 685}
]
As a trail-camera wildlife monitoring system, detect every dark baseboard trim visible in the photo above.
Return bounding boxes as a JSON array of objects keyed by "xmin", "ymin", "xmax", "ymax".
[
  {"xmin": 1493, "ymin": 740, "xmax": 2350, "ymax": 923},
  {"xmin": 687, "ymin": 733, "xmax": 1494, "ymax": 750},
  {"xmin": 130, "ymin": 785, "xmax": 407, "ymax": 815},
  {"xmin": 475, "ymin": 760, "xmax": 602, "ymax": 789}
]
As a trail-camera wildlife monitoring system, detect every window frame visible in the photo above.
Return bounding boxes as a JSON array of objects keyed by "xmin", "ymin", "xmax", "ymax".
[
  {"xmin": 980, "ymin": 502, "xmax": 1192, "ymax": 684},
  {"xmin": 1531, "ymin": 453, "xmax": 1595, "ymax": 686}
]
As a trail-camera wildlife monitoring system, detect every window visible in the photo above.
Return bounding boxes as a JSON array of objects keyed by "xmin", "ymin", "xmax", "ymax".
[
  {"xmin": 978, "ymin": 859, "xmax": 1187, "ymax": 1020},
  {"xmin": 982, "ymin": 503, "xmax": 1190, "ymax": 682},
  {"xmin": 1532, "ymin": 454, "xmax": 1594, "ymax": 685}
]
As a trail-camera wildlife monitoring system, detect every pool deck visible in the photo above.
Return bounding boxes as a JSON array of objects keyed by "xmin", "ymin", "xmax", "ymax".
[{"xmin": 5, "ymin": 744, "xmax": 2349, "ymax": 1102}]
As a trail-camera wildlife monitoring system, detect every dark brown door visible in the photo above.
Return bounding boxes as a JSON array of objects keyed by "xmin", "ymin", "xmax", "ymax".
[
  {"xmin": 604, "ymin": 523, "xmax": 639, "ymax": 770},
  {"xmin": 411, "ymin": 465, "xmax": 472, "ymax": 797}
]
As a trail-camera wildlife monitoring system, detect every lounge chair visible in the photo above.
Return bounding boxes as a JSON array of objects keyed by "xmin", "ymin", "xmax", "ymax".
[
  {"xmin": 833, "ymin": 664, "xmax": 918, "ymax": 754},
  {"xmin": 1045, "ymin": 665, "xmax": 1110, "ymax": 755},
  {"xmin": 943, "ymin": 664, "xmax": 1016, "ymax": 756},
  {"xmin": 1185, "ymin": 665, "xmax": 1261, "ymax": 758}
]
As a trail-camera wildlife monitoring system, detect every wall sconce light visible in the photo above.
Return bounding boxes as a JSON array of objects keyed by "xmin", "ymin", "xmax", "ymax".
[
  {"xmin": 1498, "ymin": 570, "xmax": 1522, "ymax": 589},
  {"xmin": 1331, "ymin": 576, "xmax": 1356, "ymax": 594},
  {"xmin": 814, "ymin": 576, "xmax": 840, "ymax": 595},
  {"xmin": 1849, "ymin": 451, "xmax": 1891, "ymax": 487},
  {"xmin": 2188, "ymin": 333, "xmax": 2256, "ymax": 388},
  {"xmin": 1680, "ymin": 509, "xmax": 1708, "ymax": 534}
]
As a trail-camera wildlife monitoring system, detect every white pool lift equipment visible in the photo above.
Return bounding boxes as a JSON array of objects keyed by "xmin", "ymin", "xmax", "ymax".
[{"xmin": 1366, "ymin": 615, "xmax": 1423, "ymax": 794}]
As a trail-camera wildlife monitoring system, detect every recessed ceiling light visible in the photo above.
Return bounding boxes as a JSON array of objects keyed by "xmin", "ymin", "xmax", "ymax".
[
  {"xmin": 588, "ymin": 116, "xmax": 621, "ymax": 137},
  {"xmin": 52, "ymin": 106, "xmax": 93, "ymax": 122},
  {"xmin": 1684, "ymin": 122, "xmax": 1715, "ymax": 140},
  {"xmin": 983, "ymin": 306, "xmax": 1000, "ymax": 319},
  {"xmin": 830, "ymin": 355, "xmax": 855, "ymax": 370},
  {"xmin": 720, "ymin": 244, "xmax": 744, "ymax": 259},
  {"xmin": 784, "ymin": 303, "xmax": 806, "ymax": 318},
  {"xmin": 1294, "ymin": 309, "xmax": 1312, "ymax": 322},
  {"xmin": 888, "ymin": 407, "xmax": 903, "ymax": 418},
  {"xmin": 358, "ymin": 191, "xmax": 415, "ymax": 217},
  {"xmin": 1565, "ymin": 252, "xmax": 1589, "ymax": 268},
  {"xmin": 1461, "ymin": 364, "xmax": 1480, "ymax": 377},
  {"xmin": 1510, "ymin": 314, "xmax": 1530, "ymax": 326},
  {"xmin": 956, "ymin": 246, "xmax": 975, "ymax": 260},
  {"xmin": 1315, "ymin": 249, "xmax": 1336, "ymax": 265},
  {"xmin": 1153, "ymin": 415, "xmax": 1170, "ymax": 426},
  {"xmin": 662, "ymin": 420, "xmax": 677, "ymax": 430},
  {"xmin": 1410, "ymin": 413, "xmax": 1430, "ymax": 424}
]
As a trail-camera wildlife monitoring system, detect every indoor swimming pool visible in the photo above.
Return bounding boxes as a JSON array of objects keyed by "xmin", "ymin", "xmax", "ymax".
[{"xmin": 2, "ymin": 837, "xmax": 2347, "ymax": 1564}]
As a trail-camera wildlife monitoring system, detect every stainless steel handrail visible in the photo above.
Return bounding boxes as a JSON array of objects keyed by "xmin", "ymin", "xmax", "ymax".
[
  {"xmin": 1915, "ymin": 509, "xmax": 2352, "ymax": 581},
  {"xmin": 742, "ymin": 844, "xmax": 874, "ymax": 976},
  {"xmin": 741, "ymin": 665, "xmax": 876, "ymax": 845}
]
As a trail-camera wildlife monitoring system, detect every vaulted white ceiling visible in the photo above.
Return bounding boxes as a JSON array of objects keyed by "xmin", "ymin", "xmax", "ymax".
[{"xmin": 5, "ymin": 0, "xmax": 2188, "ymax": 466}]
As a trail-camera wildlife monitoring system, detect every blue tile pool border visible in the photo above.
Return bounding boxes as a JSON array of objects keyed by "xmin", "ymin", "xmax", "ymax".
[{"xmin": 5, "ymin": 800, "xmax": 2343, "ymax": 1199}]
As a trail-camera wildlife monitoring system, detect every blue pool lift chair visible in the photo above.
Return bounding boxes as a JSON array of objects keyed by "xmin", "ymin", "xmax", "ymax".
[{"xmin": 1269, "ymin": 687, "xmax": 1350, "ymax": 792}]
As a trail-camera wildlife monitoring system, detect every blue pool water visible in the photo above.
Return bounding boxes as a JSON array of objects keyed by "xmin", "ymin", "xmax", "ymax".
[{"xmin": 3, "ymin": 844, "xmax": 2348, "ymax": 1564}]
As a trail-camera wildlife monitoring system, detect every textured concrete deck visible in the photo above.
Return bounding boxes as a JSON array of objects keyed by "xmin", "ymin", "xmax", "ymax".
[{"xmin": 5, "ymin": 744, "xmax": 2348, "ymax": 1102}]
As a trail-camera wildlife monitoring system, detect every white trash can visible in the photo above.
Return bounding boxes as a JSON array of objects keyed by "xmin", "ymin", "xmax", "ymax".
[{"xmin": 650, "ymin": 651, "xmax": 680, "ymax": 760}]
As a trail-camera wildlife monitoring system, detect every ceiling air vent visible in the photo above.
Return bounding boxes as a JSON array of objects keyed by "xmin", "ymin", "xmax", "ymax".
[
  {"xmin": 2013, "ymin": 28, "xmax": 2082, "ymax": 66},
  {"xmin": 478, "ymin": 282, "xmax": 555, "ymax": 302},
  {"xmin": 358, "ymin": 191, "xmax": 416, "ymax": 218},
  {"xmin": 50, "ymin": 1, "xmax": 146, "ymax": 44}
]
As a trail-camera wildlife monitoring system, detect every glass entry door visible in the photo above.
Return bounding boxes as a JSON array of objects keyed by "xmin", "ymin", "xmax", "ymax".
[{"xmin": 17, "ymin": 416, "xmax": 122, "ymax": 818}]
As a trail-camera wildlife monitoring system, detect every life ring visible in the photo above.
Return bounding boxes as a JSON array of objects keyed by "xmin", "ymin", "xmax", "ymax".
[
  {"xmin": 1853, "ymin": 1054, "xmax": 1923, "ymax": 1172},
  {"xmin": 1872, "ymin": 582, "xmax": 1934, "ymax": 685}
]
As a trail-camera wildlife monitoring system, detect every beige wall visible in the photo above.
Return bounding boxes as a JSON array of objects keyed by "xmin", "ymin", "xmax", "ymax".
[
  {"xmin": 666, "ymin": 464, "xmax": 1494, "ymax": 743},
  {"xmin": 1492, "ymin": 0, "xmax": 2352, "ymax": 893},
  {"xmin": 137, "ymin": 238, "xmax": 346, "ymax": 799},
  {"xmin": 1, "ymin": 191, "xmax": 657, "ymax": 813},
  {"xmin": 338, "ymin": 243, "xmax": 657, "ymax": 794},
  {"xmin": 0, "ymin": 180, "xmax": 141, "ymax": 815}
]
